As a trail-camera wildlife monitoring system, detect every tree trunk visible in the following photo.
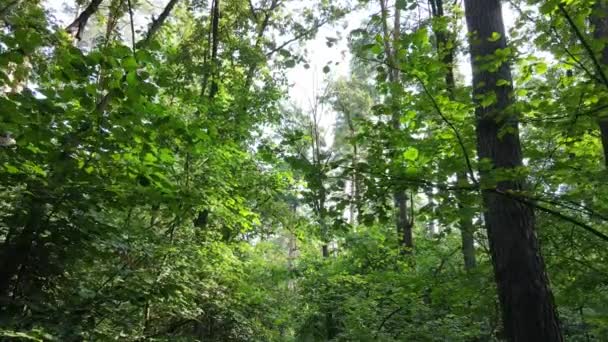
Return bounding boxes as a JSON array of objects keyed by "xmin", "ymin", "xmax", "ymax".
[
  {"xmin": 380, "ymin": 0, "xmax": 412, "ymax": 251},
  {"xmin": 457, "ymin": 173, "xmax": 476, "ymax": 271},
  {"xmin": 208, "ymin": 0, "xmax": 221, "ymax": 99},
  {"xmin": 0, "ymin": 195, "xmax": 44, "ymax": 299},
  {"xmin": 344, "ymin": 109, "xmax": 359, "ymax": 225},
  {"xmin": 429, "ymin": 0, "xmax": 477, "ymax": 269},
  {"xmin": 591, "ymin": 0, "xmax": 608, "ymax": 167},
  {"xmin": 463, "ymin": 0, "xmax": 562, "ymax": 340}
]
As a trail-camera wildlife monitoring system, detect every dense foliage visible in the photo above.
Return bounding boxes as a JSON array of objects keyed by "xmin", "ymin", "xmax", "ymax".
[{"xmin": 1, "ymin": 0, "xmax": 608, "ymax": 340}]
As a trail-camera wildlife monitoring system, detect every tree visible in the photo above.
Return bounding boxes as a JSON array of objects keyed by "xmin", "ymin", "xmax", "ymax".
[
  {"xmin": 379, "ymin": 0, "xmax": 413, "ymax": 251},
  {"xmin": 428, "ymin": 0, "xmax": 477, "ymax": 270},
  {"xmin": 463, "ymin": 0, "xmax": 562, "ymax": 340}
]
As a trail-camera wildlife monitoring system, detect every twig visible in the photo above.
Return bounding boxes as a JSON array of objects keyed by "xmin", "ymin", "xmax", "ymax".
[
  {"xmin": 375, "ymin": 306, "xmax": 403, "ymax": 338},
  {"xmin": 127, "ymin": 0, "xmax": 136, "ymax": 51},
  {"xmin": 494, "ymin": 189, "xmax": 608, "ymax": 242},
  {"xmin": 265, "ymin": 18, "xmax": 330, "ymax": 57}
]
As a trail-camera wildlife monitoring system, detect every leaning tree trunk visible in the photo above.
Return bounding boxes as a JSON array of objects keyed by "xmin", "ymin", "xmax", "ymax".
[
  {"xmin": 591, "ymin": 0, "xmax": 608, "ymax": 167},
  {"xmin": 463, "ymin": 0, "xmax": 563, "ymax": 340}
]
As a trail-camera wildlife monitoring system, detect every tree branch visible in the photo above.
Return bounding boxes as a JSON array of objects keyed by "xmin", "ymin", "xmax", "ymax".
[
  {"xmin": 265, "ymin": 18, "xmax": 330, "ymax": 57},
  {"xmin": 137, "ymin": 0, "xmax": 180, "ymax": 48},
  {"xmin": 66, "ymin": 0, "xmax": 104, "ymax": 41},
  {"xmin": 558, "ymin": 3, "xmax": 608, "ymax": 88},
  {"xmin": 494, "ymin": 189, "xmax": 608, "ymax": 243},
  {"xmin": 0, "ymin": 0, "xmax": 19, "ymax": 17}
]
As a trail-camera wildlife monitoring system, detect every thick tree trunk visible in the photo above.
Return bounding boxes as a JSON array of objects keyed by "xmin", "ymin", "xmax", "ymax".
[
  {"xmin": 591, "ymin": 0, "xmax": 608, "ymax": 167},
  {"xmin": 463, "ymin": 1, "xmax": 562, "ymax": 340}
]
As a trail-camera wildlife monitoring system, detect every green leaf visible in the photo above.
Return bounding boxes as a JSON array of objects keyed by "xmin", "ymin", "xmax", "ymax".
[
  {"xmin": 488, "ymin": 32, "xmax": 501, "ymax": 42},
  {"xmin": 370, "ymin": 44, "xmax": 383, "ymax": 55},
  {"xmin": 403, "ymin": 147, "xmax": 419, "ymax": 161},
  {"xmin": 536, "ymin": 62, "xmax": 548, "ymax": 75},
  {"xmin": 285, "ymin": 59, "xmax": 296, "ymax": 68},
  {"xmin": 122, "ymin": 56, "xmax": 138, "ymax": 71},
  {"xmin": 144, "ymin": 153, "xmax": 157, "ymax": 163},
  {"xmin": 126, "ymin": 71, "xmax": 138, "ymax": 86},
  {"xmin": 4, "ymin": 164, "xmax": 19, "ymax": 174}
]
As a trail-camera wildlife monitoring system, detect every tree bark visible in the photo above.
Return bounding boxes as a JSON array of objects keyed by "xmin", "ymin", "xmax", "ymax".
[
  {"xmin": 463, "ymin": 0, "xmax": 562, "ymax": 340},
  {"xmin": 591, "ymin": 0, "xmax": 608, "ymax": 167}
]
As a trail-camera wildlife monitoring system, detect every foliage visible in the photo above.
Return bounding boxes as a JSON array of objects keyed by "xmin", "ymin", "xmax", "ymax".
[{"xmin": 0, "ymin": 0, "xmax": 608, "ymax": 341}]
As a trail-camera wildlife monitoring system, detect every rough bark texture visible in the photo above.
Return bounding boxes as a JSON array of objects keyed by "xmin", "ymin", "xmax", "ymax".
[
  {"xmin": 463, "ymin": 0, "xmax": 562, "ymax": 340},
  {"xmin": 591, "ymin": 0, "xmax": 608, "ymax": 167}
]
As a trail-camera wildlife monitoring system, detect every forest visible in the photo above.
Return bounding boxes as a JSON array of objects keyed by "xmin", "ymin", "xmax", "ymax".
[{"xmin": 0, "ymin": 0, "xmax": 608, "ymax": 340}]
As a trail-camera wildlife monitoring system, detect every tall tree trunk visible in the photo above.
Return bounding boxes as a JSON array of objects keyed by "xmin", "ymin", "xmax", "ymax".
[
  {"xmin": 208, "ymin": 0, "xmax": 221, "ymax": 99},
  {"xmin": 380, "ymin": 0, "xmax": 412, "ymax": 251},
  {"xmin": 456, "ymin": 172, "xmax": 476, "ymax": 270},
  {"xmin": 429, "ymin": 0, "xmax": 476, "ymax": 270},
  {"xmin": 591, "ymin": 0, "xmax": 608, "ymax": 167},
  {"xmin": 463, "ymin": 1, "xmax": 562, "ymax": 340},
  {"xmin": 0, "ymin": 193, "xmax": 44, "ymax": 299},
  {"xmin": 344, "ymin": 109, "xmax": 359, "ymax": 224}
]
